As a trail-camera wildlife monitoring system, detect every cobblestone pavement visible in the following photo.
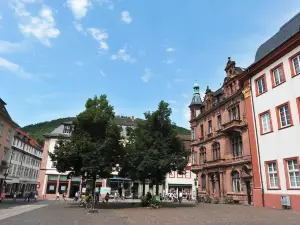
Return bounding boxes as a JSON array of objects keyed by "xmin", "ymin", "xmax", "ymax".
[{"xmin": 1, "ymin": 200, "xmax": 300, "ymax": 225}]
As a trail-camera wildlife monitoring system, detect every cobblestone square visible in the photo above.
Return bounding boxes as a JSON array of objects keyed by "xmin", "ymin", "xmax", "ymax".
[{"xmin": 1, "ymin": 201, "xmax": 300, "ymax": 225}]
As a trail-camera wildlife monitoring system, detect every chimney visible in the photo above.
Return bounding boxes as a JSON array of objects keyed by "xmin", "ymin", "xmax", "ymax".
[{"xmin": 131, "ymin": 116, "xmax": 134, "ymax": 121}]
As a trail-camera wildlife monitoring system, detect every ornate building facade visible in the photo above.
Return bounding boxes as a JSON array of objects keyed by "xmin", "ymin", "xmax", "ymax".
[{"xmin": 189, "ymin": 58, "xmax": 253, "ymax": 204}]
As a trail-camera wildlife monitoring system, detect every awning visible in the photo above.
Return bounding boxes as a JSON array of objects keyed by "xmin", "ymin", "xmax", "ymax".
[{"xmin": 168, "ymin": 184, "xmax": 192, "ymax": 188}]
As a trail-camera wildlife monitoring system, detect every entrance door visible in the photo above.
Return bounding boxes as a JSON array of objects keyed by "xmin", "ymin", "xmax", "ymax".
[{"xmin": 246, "ymin": 181, "xmax": 251, "ymax": 205}]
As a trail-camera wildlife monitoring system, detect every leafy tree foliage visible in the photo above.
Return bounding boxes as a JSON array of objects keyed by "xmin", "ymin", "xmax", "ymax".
[
  {"xmin": 120, "ymin": 101, "xmax": 187, "ymax": 195},
  {"xmin": 49, "ymin": 95, "xmax": 124, "ymax": 195}
]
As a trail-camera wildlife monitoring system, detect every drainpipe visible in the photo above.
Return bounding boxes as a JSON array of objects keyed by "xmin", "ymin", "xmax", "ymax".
[{"xmin": 249, "ymin": 77, "xmax": 265, "ymax": 207}]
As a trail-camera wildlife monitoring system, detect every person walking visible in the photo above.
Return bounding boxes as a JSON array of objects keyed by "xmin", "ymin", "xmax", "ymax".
[
  {"xmin": 74, "ymin": 191, "xmax": 79, "ymax": 201},
  {"xmin": 179, "ymin": 191, "xmax": 183, "ymax": 203},
  {"xmin": 62, "ymin": 192, "xmax": 67, "ymax": 203},
  {"xmin": 13, "ymin": 192, "xmax": 17, "ymax": 202},
  {"xmin": 105, "ymin": 192, "xmax": 109, "ymax": 203},
  {"xmin": 56, "ymin": 192, "xmax": 60, "ymax": 201},
  {"xmin": 34, "ymin": 192, "xmax": 38, "ymax": 201}
]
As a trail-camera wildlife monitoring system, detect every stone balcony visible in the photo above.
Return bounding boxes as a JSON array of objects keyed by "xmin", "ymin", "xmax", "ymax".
[{"xmin": 221, "ymin": 119, "xmax": 244, "ymax": 133}]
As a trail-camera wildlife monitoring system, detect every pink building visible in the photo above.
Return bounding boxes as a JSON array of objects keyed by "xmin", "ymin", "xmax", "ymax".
[
  {"xmin": 0, "ymin": 98, "xmax": 18, "ymax": 200},
  {"xmin": 189, "ymin": 58, "xmax": 253, "ymax": 204}
]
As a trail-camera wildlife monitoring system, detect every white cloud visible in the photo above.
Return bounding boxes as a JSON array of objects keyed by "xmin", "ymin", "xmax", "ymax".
[
  {"xmin": 12, "ymin": 2, "xmax": 60, "ymax": 47},
  {"xmin": 172, "ymin": 108, "xmax": 179, "ymax": 113},
  {"xmin": 67, "ymin": 0, "xmax": 91, "ymax": 20},
  {"xmin": 25, "ymin": 93, "xmax": 66, "ymax": 104},
  {"xmin": 167, "ymin": 82, "xmax": 172, "ymax": 89},
  {"xmin": 174, "ymin": 78, "xmax": 184, "ymax": 82},
  {"xmin": 141, "ymin": 68, "xmax": 152, "ymax": 83},
  {"xmin": 168, "ymin": 100, "xmax": 176, "ymax": 104},
  {"xmin": 163, "ymin": 59, "xmax": 174, "ymax": 64},
  {"xmin": 96, "ymin": 0, "xmax": 114, "ymax": 10},
  {"xmin": 121, "ymin": 10, "xmax": 132, "ymax": 24},
  {"xmin": 87, "ymin": 27, "xmax": 109, "ymax": 51},
  {"xmin": 75, "ymin": 61, "xmax": 84, "ymax": 66},
  {"xmin": 99, "ymin": 70, "xmax": 106, "ymax": 77},
  {"xmin": 0, "ymin": 57, "xmax": 34, "ymax": 79},
  {"xmin": 166, "ymin": 47, "xmax": 176, "ymax": 52},
  {"xmin": 0, "ymin": 40, "xmax": 25, "ymax": 53},
  {"xmin": 111, "ymin": 48, "xmax": 135, "ymax": 63},
  {"xmin": 73, "ymin": 21, "xmax": 86, "ymax": 35}
]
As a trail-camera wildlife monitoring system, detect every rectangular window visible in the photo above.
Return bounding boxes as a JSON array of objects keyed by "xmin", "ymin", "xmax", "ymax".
[
  {"xmin": 256, "ymin": 75, "xmax": 267, "ymax": 95},
  {"xmin": 48, "ymin": 175, "xmax": 58, "ymax": 181},
  {"xmin": 292, "ymin": 54, "xmax": 300, "ymax": 76},
  {"xmin": 259, "ymin": 111, "xmax": 272, "ymax": 134},
  {"xmin": 63, "ymin": 125, "xmax": 71, "ymax": 134},
  {"xmin": 217, "ymin": 115, "xmax": 222, "ymax": 130},
  {"xmin": 7, "ymin": 129, "xmax": 12, "ymax": 141},
  {"xmin": 287, "ymin": 159, "xmax": 300, "ymax": 188},
  {"xmin": 267, "ymin": 163, "xmax": 278, "ymax": 188},
  {"xmin": 185, "ymin": 170, "xmax": 191, "ymax": 178},
  {"xmin": 276, "ymin": 103, "xmax": 293, "ymax": 128},
  {"xmin": 169, "ymin": 171, "xmax": 175, "ymax": 178},
  {"xmin": 271, "ymin": 65, "xmax": 285, "ymax": 87},
  {"xmin": 177, "ymin": 173, "xmax": 183, "ymax": 178},
  {"xmin": 46, "ymin": 183, "xmax": 57, "ymax": 194},
  {"xmin": 0, "ymin": 123, "xmax": 3, "ymax": 136},
  {"xmin": 208, "ymin": 120, "xmax": 212, "ymax": 134},
  {"xmin": 191, "ymin": 128, "xmax": 195, "ymax": 140},
  {"xmin": 200, "ymin": 124, "xmax": 204, "ymax": 137}
]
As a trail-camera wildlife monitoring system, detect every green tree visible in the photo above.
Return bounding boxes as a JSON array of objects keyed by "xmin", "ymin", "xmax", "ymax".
[
  {"xmin": 120, "ymin": 101, "xmax": 187, "ymax": 195},
  {"xmin": 49, "ymin": 95, "xmax": 123, "ymax": 198}
]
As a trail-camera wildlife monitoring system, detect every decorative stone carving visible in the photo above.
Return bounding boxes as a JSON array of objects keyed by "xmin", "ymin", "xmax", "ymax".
[{"xmin": 242, "ymin": 86, "xmax": 251, "ymax": 98}]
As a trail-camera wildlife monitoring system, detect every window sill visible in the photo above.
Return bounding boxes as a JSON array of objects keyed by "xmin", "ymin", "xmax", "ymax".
[
  {"xmin": 267, "ymin": 187, "xmax": 281, "ymax": 190},
  {"xmin": 292, "ymin": 72, "xmax": 300, "ymax": 78},
  {"xmin": 256, "ymin": 90, "xmax": 268, "ymax": 97},
  {"xmin": 287, "ymin": 187, "xmax": 300, "ymax": 190},
  {"xmin": 278, "ymin": 124, "xmax": 294, "ymax": 130},
  {"xmin": 261, "ymin": 130, "xmax": 273, "ymax": 136},
  {"xmin": 272, "ymin": 80, "xmax": 286, "ymax": 89}
]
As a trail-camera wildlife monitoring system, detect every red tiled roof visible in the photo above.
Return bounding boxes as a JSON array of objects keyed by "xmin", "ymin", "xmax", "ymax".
[{"xmin": 16, "ymin": 128, "xmax": 42, "ymax": 149}]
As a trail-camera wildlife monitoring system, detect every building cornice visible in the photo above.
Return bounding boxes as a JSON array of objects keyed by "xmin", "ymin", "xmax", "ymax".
[
  {"xmin": 190, "ymin": 89, "xmax": 243, "ymax": 124},
  {"xmin": 240, "ymin": 31, "xmax": 300, "ymax": 82}
]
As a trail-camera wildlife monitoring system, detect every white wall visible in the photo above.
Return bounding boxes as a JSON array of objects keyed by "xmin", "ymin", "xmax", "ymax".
[{"xmin": 251, "ymin": 45, "xmax": 300, "ymax": 194}]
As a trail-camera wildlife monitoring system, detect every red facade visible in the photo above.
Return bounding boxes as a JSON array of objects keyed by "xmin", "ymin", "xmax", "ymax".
[{"xmin": 189, "ymin": 58, "xmax": 253, "ymax": 204}]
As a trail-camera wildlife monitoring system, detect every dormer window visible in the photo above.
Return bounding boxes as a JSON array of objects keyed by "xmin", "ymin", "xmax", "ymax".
[{"xmin": 63, "ymin": 125, "xmax": 72, "ymax": 134}]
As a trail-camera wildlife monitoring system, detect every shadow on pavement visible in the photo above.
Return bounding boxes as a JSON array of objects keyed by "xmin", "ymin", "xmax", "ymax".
[{"xmin": 66, "ymin": 202, "xmax": 196, "ymax": 209}]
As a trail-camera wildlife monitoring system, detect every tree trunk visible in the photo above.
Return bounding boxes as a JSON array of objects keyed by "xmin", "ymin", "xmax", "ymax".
[
  {"xmin": 142, "ymin": 179, "xmax": 145, "ymax": 196},
  {"xmin": 155, "ymin": 180, "xmax": 159, "ymax": 195},
  {"xmin": 92, "ymin": 175, "xmax": 96, "ymax": 210}
]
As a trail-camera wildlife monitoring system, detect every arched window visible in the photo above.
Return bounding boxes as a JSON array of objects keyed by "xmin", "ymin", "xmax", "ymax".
[
  {"xmin": 231, "ymin": 132, "xmax": 243, "ymax": 157},
  {"xmin": 232, "ymin": 171, "xmax": 241, "ymax": 192},
  {"xmin": 201, "ymin": 174, "xmax": 206, "ymax": 191},
  {"xmin": 200, "ymin": 147, "xmax": 206, "ymax": 164},
  {"xmin": 212, "ymin": 142, "xmax": 220, "ymax": 160}
]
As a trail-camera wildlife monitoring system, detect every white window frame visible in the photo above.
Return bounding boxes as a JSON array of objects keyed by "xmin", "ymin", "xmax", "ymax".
[
  {"xmin": 267, "ymin": 163, "xmax": 278, "ymax": 188},
  {"xmin": 261, "ymin": 112, "xmax": 271, "ymax": 133},
  {"xmin": 257, "ymin": 77, "xmax": 266, "ymax": 94},
  {"xmin": 191, "ymin": 128, "xmax": 195, "ymax": 140},
  {"xmin": 232, "ymin": 172, "xmax": 241, "ymax": 192},
  {"xmin": 208, "ymin": 120, "xmax": 212, "ymax": 134},
  {"xmin": 287, "ymin": 159, "xmax": 300, "ymax": 188},
  {"xmin": 272, "ymin": 66, "xmax": 284, "ymax": 86},
  {"xmin": 292, "ymin": 54, "xmax": 300, "ymax": 75},
  {"xmin": 278, "ymin": 104, "xmax": 291, "ymax": 127}
]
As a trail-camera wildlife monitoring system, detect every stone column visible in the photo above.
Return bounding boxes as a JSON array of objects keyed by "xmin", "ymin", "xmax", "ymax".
[
  {"xmin": 219, "ymin": 172, "xmax": 224, "ymax": 199},
  {"xmin": 67, "ymin": 178, "xmax": 71, "ymax": 197},
  {"xmin": 56, "ymin": 175, "xmax": 60, "ymax": 194}
]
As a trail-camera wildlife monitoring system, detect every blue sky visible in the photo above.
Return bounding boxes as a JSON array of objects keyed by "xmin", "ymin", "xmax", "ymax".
[{"xmin": 0, "ymin": 0, "xmax": 299, "ymax": 128}]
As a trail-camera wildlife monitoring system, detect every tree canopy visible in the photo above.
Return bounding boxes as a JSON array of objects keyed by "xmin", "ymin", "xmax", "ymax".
[
  {"xmin": 49, "ymin": 95, "xmax": 124, "ymax": 192},
  {"xmin": 120, "ymin": 101, "xmax": 188, "ymax": 195}
]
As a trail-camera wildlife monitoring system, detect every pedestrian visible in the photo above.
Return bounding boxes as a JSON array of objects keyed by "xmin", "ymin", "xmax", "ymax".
[
  {"xmin": 74, "ymin": 191, "xmax": 79, "ymax": 201},
  {"xmin": 179, "ymin": 191, "xmax": 183, "ymax": 203},
  {"xmin": 13, "ymin": 191, "xmax": 17, "ymax": 201},
  {"xmin": 62, "ymin": 192, "xmax": 67, "ymax": 203},
  {"xmin": 113, "ymin": 192, "xmax": 117, "ymax": 202},
  {"xmin": 105, "ymin": 192, "xmax": 109, "ymax": 203},
  {"xmin": 56, "ymin": 192, "xmax": 60, "ymax": 201},
  {"xmin": 34, "ymin": 192, "xmax": 38, "ymax": 201}
]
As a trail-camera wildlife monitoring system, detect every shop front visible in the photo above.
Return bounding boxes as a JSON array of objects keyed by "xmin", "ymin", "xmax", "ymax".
[
  {"xmin": 107, "ymin": 177, "xmax": 133, "ymax": 198},
  {"xmin": 168, "ymin": 184, "xmax": 192, "ymax": 198}
]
